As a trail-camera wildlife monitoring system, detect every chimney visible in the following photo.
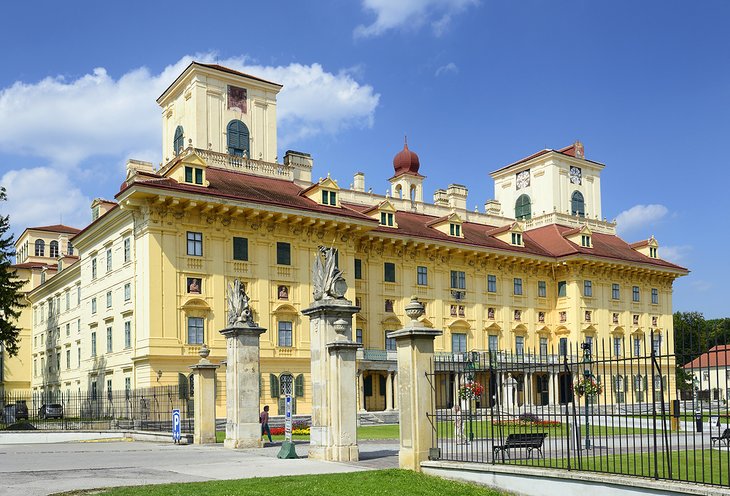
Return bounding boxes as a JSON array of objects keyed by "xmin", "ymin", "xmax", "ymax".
[
  {"xmin": 433, "ymin": 189, "xmax": 449, "ymax": 207},
  {"xmin": 446, "ymin": 184, "xmax": 468, "ymax": 211},
  {"xmin": 353, "ymin": 172, "xmax": 365, "ymax": 192},
  {"xmin": 485, "ymin": 200, "xmax": 501, "ymax": 215},
  {"xmin": 284, "ymin": 150, "xmax": 313, "ymax": 187}
]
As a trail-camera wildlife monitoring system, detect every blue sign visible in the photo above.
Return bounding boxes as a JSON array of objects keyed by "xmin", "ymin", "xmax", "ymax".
[{"xmin": 172, "ymin": 409, "xmax": 181, "ymax": 443}]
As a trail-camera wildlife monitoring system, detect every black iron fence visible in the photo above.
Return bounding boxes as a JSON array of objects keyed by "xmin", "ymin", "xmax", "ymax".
[
  {"xmin": 428, "ymin": 330, "xmax": 730, "ymax": 488},
  {"xmin": 1, "ymin": 385, "xmax": 193, "ymax": 433}
]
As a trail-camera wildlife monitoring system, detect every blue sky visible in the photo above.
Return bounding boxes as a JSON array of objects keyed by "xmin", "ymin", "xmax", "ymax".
[{"xmin": 0, "ymin": 1, "xmax": 727, "ymax": 318}]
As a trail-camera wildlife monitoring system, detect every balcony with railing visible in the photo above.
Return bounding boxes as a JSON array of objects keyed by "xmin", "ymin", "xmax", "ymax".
[
  {"xmin": 195, "ymin": 148, "xmax": 294, "ymax": 180},
  {"xmin": 357, "ymin": 348, "xmax": 398, "ymax": 362}
]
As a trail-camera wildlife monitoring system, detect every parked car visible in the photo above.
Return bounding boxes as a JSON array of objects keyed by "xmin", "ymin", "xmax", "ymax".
[
  {"xmin": 2, "ymin": 401, "xmax": 29, "ymax": 423},
  {"xmin": 38, "ymin": 403, "xmax": 63, "ymax": 419}
]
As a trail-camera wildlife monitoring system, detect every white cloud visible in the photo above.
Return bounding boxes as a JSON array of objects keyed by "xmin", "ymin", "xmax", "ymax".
[
  {"xmin": 435, "ymin": 62, "xmax": 459, "ymax": 76},
  {"xmin": 615, "ymin": 204, "xmax": 669, "ymax": 235},
  {"xmin": 355, "ymin": 0, "xmax": 479, "ymax": 38},
  {"xmin": 1, "ymin": 167, "xmax": 91, "ymax": 234},
  {"xmin": 0, "ymin": 54, "xmax": 379, "ymax": 164},
  {"xmin": 659, "ymin": 244, "xmax": 692, "ymax": 264}
]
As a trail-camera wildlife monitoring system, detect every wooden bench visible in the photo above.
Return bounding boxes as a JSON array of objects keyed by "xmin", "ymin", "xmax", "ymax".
[
  {"xmin": 711, "ymin": 428, "xmax": 730, "ymax": 447},
  {"xmin": 493, "ymin": 433, "xmax": 548, "ymax": 459}
]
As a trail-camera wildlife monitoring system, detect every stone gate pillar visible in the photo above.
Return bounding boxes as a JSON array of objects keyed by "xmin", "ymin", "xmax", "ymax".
[
  {"xmin": 301, "ymin": 246, "xmax": 360, "ymax": 462},
  {"xmin": 391, "ymin": 296, "xmax": 442, "ymax": 472},
  {"xmin": 190, "ymin": 344, "xmax": 220, "ymax": 444},
  {"xmin": 220, "ymin": 280, "xmax": 266, "ymax": 449}
]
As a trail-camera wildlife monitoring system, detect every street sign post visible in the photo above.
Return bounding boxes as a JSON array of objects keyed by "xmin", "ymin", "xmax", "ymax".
[
  {"xmin": 277, "ymin": 378, "xmax": 298, "ymax": 458},
  {"xmin": 172, "ymin": 408, "xmax": 181, "ymax": 444},
  {"xmin": 285, "ymin": 395, "xmax": 293, "ymax": 442}
]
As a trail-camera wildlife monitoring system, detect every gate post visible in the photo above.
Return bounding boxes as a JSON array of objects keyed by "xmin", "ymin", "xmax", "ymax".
[
  {"xmin": 390, "ymin": 296, "xmax": 442, "ymax": 472},
  {"xmin": 301, "ymin": 247, "xmax": 361, "ymax": 462},
  {"xmin": 190, "ymin": 344, "xmax": 220, "ymax": 444},
  {"xmin": 220, "ymin": 280, "xmax": 267, "ymax": 449}
]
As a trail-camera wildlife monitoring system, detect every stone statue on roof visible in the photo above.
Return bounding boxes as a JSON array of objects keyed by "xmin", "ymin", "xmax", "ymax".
[
  {"xmin": 312, "ymin": 246, "xmax": 348, "ymax": 301},
  {"xmin": 227, "ymin": 279, "xmax": 254, "ymax": 327}
]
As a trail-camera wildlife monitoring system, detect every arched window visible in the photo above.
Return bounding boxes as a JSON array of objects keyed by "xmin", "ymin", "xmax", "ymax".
[
  {"xmin": 227, "ymin": 120, "xmax": 250, "ymax": 157},
  {"xmin": 49, "ymin": 241, "xmax": 59, "ymax": 258},
  {"xmin": 173, "ymin": 126, "xmax": 184, "ymax": 155},
  {"xmin": 35, "ymin": 239, "xmax": 45, "ymax": 257},
  {"xmin": 67, "ymin": 241, "xmax": 73, "ymax": 256},
  {"xmin": 515, "ymin": 194, "xmax": 531, "ymax": 220},
  {"xmin": 571, "ymin": 191, "xmax": 585, "ymax": 217}
]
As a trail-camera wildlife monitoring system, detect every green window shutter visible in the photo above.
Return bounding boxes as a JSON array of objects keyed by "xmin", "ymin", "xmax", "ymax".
[
  {"xmin": 178, "ymin": 373, "xmax": 188, "ymax": 399},
  {"xmin": 364, "ymin": 375, "xmax": 372, "ymax": 396},
  {"xmin": 612, "ymin": 375, "xmax": 617, "ymax": 392},
  {"xmin": 270, "ymin": 374, "xmax": 279, "ymax": 398},
  {"xmin": 233, "ymin": 237, "xmax": 248, "ymax": 261},
  {"xmin": 295, "ymin": 374, "xmax": 304, "ymax": 397},
  {"xmin": 643, "ymin": 376, "xmax": 648, "ymax": 391}
]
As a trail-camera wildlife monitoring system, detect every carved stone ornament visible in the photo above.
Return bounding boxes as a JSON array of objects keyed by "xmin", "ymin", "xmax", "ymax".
[
  {"xmin": 227, "ymin": 279, "xmax": 255, "ymax": 327},
  {"xmin": 312, "ymin": 246, "xmax": 348, "ymax": 301}
]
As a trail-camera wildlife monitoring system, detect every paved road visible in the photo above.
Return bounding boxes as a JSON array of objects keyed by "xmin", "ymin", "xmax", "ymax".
[{"xmin": 0, "ymin": 440, "xmax": 399, "ymax": 496}]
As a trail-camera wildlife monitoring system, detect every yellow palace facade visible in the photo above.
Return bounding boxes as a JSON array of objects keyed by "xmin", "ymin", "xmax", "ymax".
[{"xmin": 8, "ymin": 62, "xmax": 687, "ymax": 415}]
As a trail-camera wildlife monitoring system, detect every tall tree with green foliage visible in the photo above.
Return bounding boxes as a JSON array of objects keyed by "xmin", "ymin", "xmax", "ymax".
[{"xmin": 0, "ymin": 186, "xmax": 25, "ymax": 357}]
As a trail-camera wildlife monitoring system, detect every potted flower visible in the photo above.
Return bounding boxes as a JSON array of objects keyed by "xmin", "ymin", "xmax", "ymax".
[
  {"xmin": 458, "ymin": 381, "xmax": 484, "ymax": 411},
  {"xmin": 572, "ymin": 377, "xmax": 603, "ymax": 398}
]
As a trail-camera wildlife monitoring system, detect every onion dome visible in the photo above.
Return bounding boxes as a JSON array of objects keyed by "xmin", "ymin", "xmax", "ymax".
[{"xmin": 393, "ymin": 137, "xmax": 420, "ymax": 176}]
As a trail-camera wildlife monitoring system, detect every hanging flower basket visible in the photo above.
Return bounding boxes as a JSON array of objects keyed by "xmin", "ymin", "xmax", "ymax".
[
  {"xmin": 458, "ymin": 381, "xmax": 484, "ymax": 400},
  {"xmin": 572, "ymin": 377, "xmax": 603, "ymax": 397}
]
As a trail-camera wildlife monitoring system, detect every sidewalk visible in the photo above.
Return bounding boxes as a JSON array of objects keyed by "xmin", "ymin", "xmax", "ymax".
[{"xmin": 0, "ymin": 440, "xmax": 398, "ymax": 496}]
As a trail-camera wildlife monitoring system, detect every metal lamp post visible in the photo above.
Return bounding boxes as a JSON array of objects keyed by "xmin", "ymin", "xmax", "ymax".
[{"xmin": 581, "ymin": 342, "xmax": 593, "ymax": 450}]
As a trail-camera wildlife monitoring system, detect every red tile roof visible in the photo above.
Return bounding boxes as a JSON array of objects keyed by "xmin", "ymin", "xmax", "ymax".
[
  {"xmin": 27, "ymin": 224, "xmax": 81, "ymax": 234},
  {"xmin": 121, "ymin": 167, "xmax": 686, "ymax": 272},
  {"xmin": 11, "ymin": 262, "xmax": 54, "ymax": 270},
  {"xmin": 491, "ymin": 145, "xmax": 604, "ymax": 175},
  {"xmin": 126, "ymin": 167, "xmax": 375, "ymax": 223},
  {"xmin": 528, "ymin": 224, "xmax": 686, "ymax": 270},
  {"xmin": 683, "ymin": 345, "xmax": 730, "ymax": 369}
]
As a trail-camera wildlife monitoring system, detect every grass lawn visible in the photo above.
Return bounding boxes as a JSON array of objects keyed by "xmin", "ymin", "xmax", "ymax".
[
  {"xmin": 57, "ymin": 469, "xmax": 507, "ymax": 496},
  {"xmin": 215, "ymin": 422, "xmax": 653, "ymax": 444},
  {"xmin": 215, "ymin": 424, "xmax": 401, "ymax": 443},
  {"xmin": 508, "ymin": 449, "xmax": 730, "ymax": 486},
  {"xmin": 436, "ymin": 420, "xmax": 650, "ymax": 439}
]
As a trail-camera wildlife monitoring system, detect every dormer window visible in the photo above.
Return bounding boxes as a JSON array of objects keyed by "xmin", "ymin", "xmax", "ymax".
[
  {"xmin": 380, "ymin": 212, "xmax": 394, "ymax": 227},
  {"xmin": 649, "ymin": 247, "xmax": 657, "ymax": 258},
  {"xmin": 581, "ymin": 234, "xmax": 591, "ymax": 247},
  {"xmin": 449, "ymin": 223, "xmax": 461, "ymax": 237},
  {"xmin": 321, "ymin": 190, "xmax": 337, "ymax": 206},
  {"xmin": 184, "ymin": 166, "xmax": 204, "ymax": 185},
  {"xmin": 511, "ymin": 232, "xmax": 522, "ymax": 245}
]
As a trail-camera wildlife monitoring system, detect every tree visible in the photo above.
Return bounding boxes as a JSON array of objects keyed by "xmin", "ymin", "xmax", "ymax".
[{"xmin": 0, "ymin": 186, "xmax": 25, "ymax": 357}]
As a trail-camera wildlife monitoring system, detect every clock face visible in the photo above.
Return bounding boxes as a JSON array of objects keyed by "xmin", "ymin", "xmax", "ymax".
[
  {"xmin": 570, "ymin": 166, "xmax": 582, "ymax": 185},
  {"xmin": 516, "ymin": 170, "xmax": 530, "ymax": 190}
]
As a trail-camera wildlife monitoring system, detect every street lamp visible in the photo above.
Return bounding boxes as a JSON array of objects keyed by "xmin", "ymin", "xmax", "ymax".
[
  {"xmin": 464, "ymin": 351, "xmax": 479, "ymax": 442},
  {"xmin": 581, "ymin": 342, "xmax": 593, "ymax": 450}
]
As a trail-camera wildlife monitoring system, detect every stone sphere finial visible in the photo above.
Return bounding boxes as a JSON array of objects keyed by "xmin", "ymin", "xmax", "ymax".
[
  {"xmin": 405, "ymin": 295, "xmax": 425, "ymax": 323},
  {"xmin": 199, "ymin": 343, "xmax": 210, "ymax": 360}
]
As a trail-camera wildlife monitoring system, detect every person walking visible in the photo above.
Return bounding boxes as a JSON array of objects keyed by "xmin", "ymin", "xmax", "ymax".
[
  {"xmin": 260, "ymin": 405, "xmax": 273, "ymax": 444},
  {"xmin": 454, "ymin": 403, "xmax": 468, "ymax": 445}
]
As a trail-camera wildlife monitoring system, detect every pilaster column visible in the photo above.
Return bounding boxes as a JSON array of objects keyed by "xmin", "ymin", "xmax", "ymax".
[
  {"xmin": 391, "ymin": 297, "xmax": 442, "ymax": 472},
  {"xmin": 358, "ymin": 372, "xmax": 366, "ymax": 412},
  {"xmin": 386, "ymin": 371, "xmax": 394, "ymax": 410},
  {"xmin": 190, "ymin": 345, "xmax": 220, "ymax": 444},
  {"xmin": 393, "ymin": 373, "xmax": 398, "ymax": 410},
  {"xmin": 548, "ymin": 372, "xmax": 557, "ymax": 406}
]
